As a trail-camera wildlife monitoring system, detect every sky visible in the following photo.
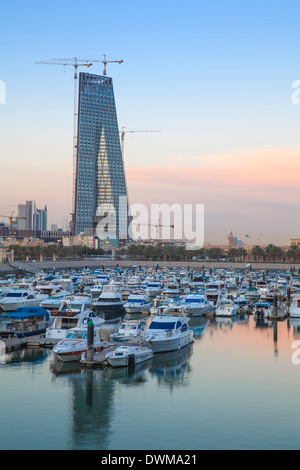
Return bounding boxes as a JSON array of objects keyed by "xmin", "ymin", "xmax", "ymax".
[{"xmin": 1, "ymin": 0, "xmax": 300, "ymax": 245}]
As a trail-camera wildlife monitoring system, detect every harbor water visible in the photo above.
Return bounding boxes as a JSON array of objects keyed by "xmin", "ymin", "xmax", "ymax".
[{"xmin": 1, "ymin": 315, "xmax": 300, "ymax": 450}]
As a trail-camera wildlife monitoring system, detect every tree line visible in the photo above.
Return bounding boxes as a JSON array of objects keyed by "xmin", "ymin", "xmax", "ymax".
[
  {"xmin": 122, "ymin": 243, "xmax": 300, "ymax": 263},
  {"xmin": 6, "ymin": 243, "xmax": 300, "ymax": 263},
  {"xmin": 8, "ymin": 244, "xmax": 105, "ymax": 261}
]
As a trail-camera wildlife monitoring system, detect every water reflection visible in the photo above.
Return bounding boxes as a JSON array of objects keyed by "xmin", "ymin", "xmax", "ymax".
[
  {"xmin": 150, "ymin": 345, "xmax": 193, "ymax": 389},
  {"xmin": 3, "ymin": 312, "xmax": 300, "ymax": 449},
  {"xmin": 105, "ymin": 359, "xmax": 152, "ymax": 384},
  {"xmin": 2, "ymin": 347, "xmax": 48, "ymax": 365}
]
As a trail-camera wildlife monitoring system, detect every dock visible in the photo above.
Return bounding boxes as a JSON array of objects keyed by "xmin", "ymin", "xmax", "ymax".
[{"xmin": 2, "ymin": 335, "xmax": 59, "ymax": 353}]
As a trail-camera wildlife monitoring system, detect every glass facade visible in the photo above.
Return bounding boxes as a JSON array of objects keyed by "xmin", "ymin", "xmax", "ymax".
[{"xmin": 74, "ymin": 73, "xmax": 128, "ymax": 243}]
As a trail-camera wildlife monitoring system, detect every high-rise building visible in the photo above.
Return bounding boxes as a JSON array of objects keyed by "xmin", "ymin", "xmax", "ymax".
[
  {"xmin": 20, "ymin": 201, "xmax": 47, "ymax": 231},
  {"xmin": 17, "ymin": 204, "xmax": 26, "ymax": 230},
  {"xmin": 74, "ymin": 72, "xmax": 128, "ymax": 245},
  {"xmin": 25, "ymin": 200, "xmax": 36, "ymax": 230},
  {"xmin": 34, "ymin": 206, "xmax": 47, "ymax": 231}
]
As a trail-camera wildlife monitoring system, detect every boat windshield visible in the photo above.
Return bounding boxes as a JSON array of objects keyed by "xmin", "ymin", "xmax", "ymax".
[
  {"xmin": 66, "ymin": 332, "xmax": 87, "ymax": 339},
  {"xmin": 5, "ymin": 292, "xmax": 26, "ymax": 298},
  {"xmin": 149, "ymin": 321, "xmax": 176, "ymax": 330},
  {"xmin": 98, "ymin": 297, "xmax": 120, "ymax": 303}
]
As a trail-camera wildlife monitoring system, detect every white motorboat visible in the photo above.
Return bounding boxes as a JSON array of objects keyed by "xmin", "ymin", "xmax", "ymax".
[
  {"xmin": 94, "ymin": 274, "xmax": 110, "ymax": 285},
  {"xmin": 39, "ymin": 294, "xmax": 69, "ymax": 310},
  {"xmin": 146, "ymin": 281, "xmax": 163, "ymax": 298},
  {"xmin": 215, "ymin": 299, "xmax": 240, "ymax": 317},
  {"xmin": 246, "ymin": 286, "xmax": 261, "ymax": 303},
  {"xmin": 106, "ymin": 345, "xmax": 153, "ymax": 368},
  {"xmin": 0, "ymin": 288, "xmax": 39, "ymax": 312},
  {"xmin": 93, "ymin": 285, "xmax": 125, "ymax": 321},
  {"xmin": 163, "ymin": 282, "xmax": 181, "ymax": 298},
  {"xmin": 127, "ymin": 276, "xmax": 141, "ymax": 286},
  {"xmin": 181, "ymin": 293, "xmax": 214, "ymax": 317},
  {"xmin": 123, "ymin": 294, "xmax": 151, "ymax": 314},
  {"xmin": 144, "ymin": 309, "xmax": 194, "ymax": 353},
  {"xmin": 53, "ymin": 325, "xmax": 109, "ymax": 362},
  {"xmin": 205, "ymin": 282, "xmax": 222, "ymax": 306},
  {"xmin": 110, "ymin": 320, "xmax": 145, "ymax": 342},
  {"xmin": 34, "ymin": 284, "xmax": 69, "ymax": 303},
  {"xmin": 90, "ymin": 284, "xmax": 104, "ymax": 300}
]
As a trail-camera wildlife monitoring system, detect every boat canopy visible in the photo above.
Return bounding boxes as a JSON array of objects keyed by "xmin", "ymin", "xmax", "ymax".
[{"xmin": 0, "ymin": 307, "xmax": 50, "ymax": 320}]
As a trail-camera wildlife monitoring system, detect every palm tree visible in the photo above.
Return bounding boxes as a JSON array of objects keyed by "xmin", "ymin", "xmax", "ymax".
[
  {"xmin": 251, "ymin": 245, "xmax": 265, "ymax": 262},
  {"xmin": 265, "ymin": 244, "xmax": 285, "ymax": 262},
  {"xmin": 286, "ymin": 245, "xmax": 300, "ymax": 263}
]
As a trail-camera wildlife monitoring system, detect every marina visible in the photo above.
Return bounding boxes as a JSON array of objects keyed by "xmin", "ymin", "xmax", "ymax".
[
  {"xmin": 0, "ymin": 263, "xmax": 295, "ymax": 360},
  {"xmin": 1, "ymin": 263, "xmax": 300, "ymax": 450}
]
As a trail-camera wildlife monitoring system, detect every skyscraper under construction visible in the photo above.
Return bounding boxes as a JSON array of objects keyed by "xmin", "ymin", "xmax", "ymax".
[{"xmin": 74, "ymin": 72, "xmax": 128, "ymax": 245}]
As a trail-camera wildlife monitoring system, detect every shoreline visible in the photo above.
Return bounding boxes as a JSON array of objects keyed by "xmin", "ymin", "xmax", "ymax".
[{"xmin": 1, "ymin": 259, "xmax": 299, "ymax": 276}]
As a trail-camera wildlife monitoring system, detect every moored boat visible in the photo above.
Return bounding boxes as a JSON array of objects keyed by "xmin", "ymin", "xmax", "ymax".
[
  {"xmin": 53, "ymin": 325, "xmax": 109, "ymax": 362},
  {"xmin": 106, "ymin": 345, "xmax": 153, "ymax": 368},
  {"xmin": 0, "ymin": 306, "xmax": 51, "ymax": 338},
  {"xmin": 144, "ymin": 309, "xmax": 193, "ymax": 353}
]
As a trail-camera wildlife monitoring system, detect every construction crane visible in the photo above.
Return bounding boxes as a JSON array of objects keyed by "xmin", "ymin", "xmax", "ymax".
[
  {"xmin": 77, "ymin": 54, "xmax": 123, "ymax": 76},
  {"xmin": 130, "ymin": 220, "xmax": 174, "ymax": 240},
  {"xmin": 0, "ymin": 212, "xmax": 26, "ymax": 230},
  {"xmin": 120, "ymin": 127, "xmax": 162, "ymax": 159},
  {"xmin": 35, "ymin": 57, "xmax": 93, "ymax": 234}
]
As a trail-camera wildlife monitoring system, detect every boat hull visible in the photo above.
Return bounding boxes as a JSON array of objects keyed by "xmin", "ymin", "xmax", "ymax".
[
  {"xmin": 148, "ymin": 331, "xmax": 194, "ymax": 353},
  {"xmin": 54, "ymin": 344, "xmax": 109, "ymax": 363}
]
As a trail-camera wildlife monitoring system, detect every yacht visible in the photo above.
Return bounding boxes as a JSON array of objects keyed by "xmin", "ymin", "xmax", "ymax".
[
  {"xmin": 110, "ymin": 320, "xmax": 145, "ymax": 342},
  {"xmin": 127, "ymin": 276, "xmax": 141, "ymax": 286},
  {"xmin": 0, "ymin": 288, "xmax": 39, "ymax": 312},
  {"xmin": 181, "ymin": 293, "xmax": 214, "ymax": 317},
  {"xmin": 93, "ymin": 285, "xmax": 125, "ymax": 321},
  {"xmin": 146, "ymin": 281, "xmax": 163, "ymax": 298},
  {"xmin": 246, "ymin": 286, "xmax": 261, "ymax": 303},
  {"xmin": 123, "ymin": 294, "xmax": 151, "ymax": 315},
  {"xmin": 215, "ymin": 298, "xmax": 239, "ymax": 317},
  {"xmin": 39, "ymin": 293, "xmax": 69, "ymax": 311},
  {"xmin": 46, "ymin": 294, "xmax": 95, "ymax": 340},
  {"xmin": 163, "ymin": 282, "xmax": 181, "ymax": 298},
  {"xmin": 90, "ymin": 284, "xmax": 104, "ymax": 300},
  {"xmin": 94, "ymin": 274, "xmax": 110, "ymax": 285},
  {"xmin": 106, "ymin": 345, "xmax": 153, "ymax": 368},
  {"xmin": 35, "ymin": 284, "xmax": 69, "ymax": 303},
  {"xmin": 205, "ymin": 282, "xmax": 222, "ymax": 306},
  {"xmin": 144, "ymin": 309, "xmax": 194, "ymax": 353}
]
